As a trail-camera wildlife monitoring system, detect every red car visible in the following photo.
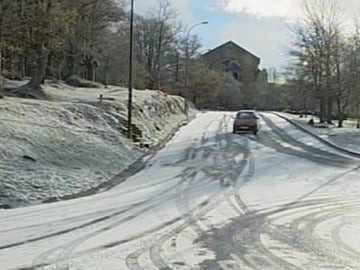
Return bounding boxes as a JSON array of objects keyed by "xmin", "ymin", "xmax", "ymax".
[{"xmin": 233, "ymin": 110, "xmax": 260, "ymax": 135}]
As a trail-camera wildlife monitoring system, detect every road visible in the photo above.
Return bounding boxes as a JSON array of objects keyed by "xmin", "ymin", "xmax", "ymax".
[{"xmin": 1, "ymin": 112, "xmax": 360, "ymax": 270}]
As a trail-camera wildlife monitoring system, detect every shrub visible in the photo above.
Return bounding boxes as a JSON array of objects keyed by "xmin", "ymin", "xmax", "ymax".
[{"xmin": 66, "ymin": 75, "xmax": 102, "ymax": 88}]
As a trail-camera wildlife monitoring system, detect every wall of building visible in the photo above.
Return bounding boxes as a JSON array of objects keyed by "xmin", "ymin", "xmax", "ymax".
[
  {"xmin": 203, "ymin": 41, "xmax": 261, "ymax": 84},
  {"xmin": 201, "ymin": 41, "xmax": 270, "ymax": 110}
]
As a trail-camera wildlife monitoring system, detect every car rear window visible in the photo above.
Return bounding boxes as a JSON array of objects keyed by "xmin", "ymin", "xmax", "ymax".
[{"xmin": 236, "ymin": 112, "xmax": 257, "ymax": 119}]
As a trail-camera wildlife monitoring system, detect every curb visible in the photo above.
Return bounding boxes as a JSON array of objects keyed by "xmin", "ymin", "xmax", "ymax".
[{"xmin": 273, "ymin": 112, "xmax": 360, "ymax": 158}]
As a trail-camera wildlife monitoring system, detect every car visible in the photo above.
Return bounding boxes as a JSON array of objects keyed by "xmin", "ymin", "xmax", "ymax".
[{"xmin": 233, "ymin": 110, "xmax": 260, "ymax": 135}]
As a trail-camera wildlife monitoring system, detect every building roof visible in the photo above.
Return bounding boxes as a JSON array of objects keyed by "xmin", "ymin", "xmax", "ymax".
[{"xmin": 203, "ymin": 40, "xmax": 260, "ymax": 63}]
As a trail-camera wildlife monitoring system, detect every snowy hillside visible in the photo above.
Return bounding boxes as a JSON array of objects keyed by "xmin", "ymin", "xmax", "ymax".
[{"xmin": 0, "ymin": 80, "xmax": 194, "ymax": 208}]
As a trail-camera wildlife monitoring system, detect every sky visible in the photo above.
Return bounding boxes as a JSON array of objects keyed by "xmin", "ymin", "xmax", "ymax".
[{"xmin": 134, "ymin": 0, "xmax": 360, "ymax": 73}]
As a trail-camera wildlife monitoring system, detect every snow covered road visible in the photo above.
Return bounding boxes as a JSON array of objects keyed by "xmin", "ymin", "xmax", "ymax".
[{"xmin": 1, "ymin": 112, "xmax": 360, "ymax": 270}]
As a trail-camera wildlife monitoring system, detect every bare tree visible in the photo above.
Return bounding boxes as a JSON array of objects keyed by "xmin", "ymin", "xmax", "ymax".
[
  {"xmin": 215, "ymin": 72, "xmax": 243, "ymax": 110},
  {"xmin": 0, "ymin": 0, "xmax": 217, "ymax": 104},
  {"xmin": 288, "ymin": 0, "xmax": 345, "ymax": 124},
  {"xmin": 287, "ymin": 0, "xmax": 360, "ymax": 128},
  {"xmin": 3, "ymin": 0, "xmax": 77, "ymax": 97},
  {"xmin": 0, "ymin": 1, "xmax": 8, "ymax": 94},
  {"xmin": 134, "ymin": 0, "xmax": 181, "ymax": 89},
  {"xmin": 0, "ymin": 0, "xmax": 18, "ymax": 91},
  {"xmin": 345, "ymin": 18, "xmax": 360, "ymax": 127},
  {"xmin": 62, "ymin": 0, "xmax": 124, "ymax": 80},
  {"xmin": 177, "ymin": 61, "xmax": 222, "ymax": 107}
]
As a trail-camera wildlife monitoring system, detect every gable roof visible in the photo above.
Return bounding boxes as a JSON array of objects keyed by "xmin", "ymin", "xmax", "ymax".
[{"xmin": 203, "ymin": 40, "xmax": 260, "ymax": 63}]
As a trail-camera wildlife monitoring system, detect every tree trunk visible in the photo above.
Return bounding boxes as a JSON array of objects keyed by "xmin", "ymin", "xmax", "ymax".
[
  {"xmin": 66, "ymin": 55, "xmax": 76, "ymax": 79},
  {"xmin": 319, "ymin": 96, "xmax": 326, "ymax": 123},
  {"xmin": 175, "ymin": 51, "xmax": 179, "ymax": 82},
  {"xmin": 45, "ymin": 53, "xmax": 52, "ymax": 79},
  {"xmin": 357, "ymin": 104, "xmax": 360, "ymax": 129},
  {"xmin": 104, "ymin": 72, "xmax": 108, "ymax": 88},
  {"xmin": 324, "ymin": 49, "xmax": 331, "ymax": 123},
  {"xmin": 58, "ymin": 61, "xmax": 62, "ymax": 81},
  {"xmin": 27, "ymin": 47, "xmax": 49, "ymax": 90},
  {"xmin": 326, "ymin": 94, "xmax": 333, "ymax": 124},
  {"xmin": 92, "ymin": 68, "xmax": 96, "ymax": 82},
  {"xmin": 20, "ymin": 56, "xmax": 28, "ymax": 78},
  {"xmin": 338, "ymin": 117, "xmax": 343, "ymax": 128},
  {"xmin": 86, "ymin": 62, "xmax": 93, "ymax": 81},
  {"xmin": 0, "ymin": 49, "xmax": 3, "ymax": 94},
  {"xmin": 17, "ymin": 56, "xmax": 25, "ymax": 78},
  {"xmin": 156, "ymin": 21, "xmax": 164, "ymax": 90}
]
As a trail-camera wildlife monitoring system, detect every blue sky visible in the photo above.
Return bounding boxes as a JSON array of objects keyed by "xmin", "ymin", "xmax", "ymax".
[{"xmin": 135, "ymin": 0, "xmax": 360, "ymax": 73}]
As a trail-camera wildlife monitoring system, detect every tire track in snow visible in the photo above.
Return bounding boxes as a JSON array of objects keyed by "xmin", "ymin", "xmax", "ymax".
[
  {"xmin": 331, "ymin": 216, "xmax": 360, "ymax": 260},
  {"xmin": 150, "ymin": 116, "xmax": 257, "ymax": 269},
  {"xmin": 196, "ymin": 113, "xmax": 360, "ymax": 270},
  {"xmin": 199, "ymin": 163, "xmax": 360, "ymax": 270},
  {"xmin": 125, "ymin": 115, "xmax": 226, "ymax": 269},
  {"xmin": 126, "ymin": 113, "xmax": 255, "ymax": 269},
  {"xmin": 124, "ymin": 114, "xmax": 227, "ymax": 269},
  {"xmin": 0, "ymin": 172, "xmax": 184, "ymax": 246},
  {"xmin": 0, "ymin": 173, "xmax": 186, "ymax": 251},
  {"xmin": 148, "ymin": 114, "xmax": 252, "ymax": 269},
  {"xmin": 29, "ymin": 176, "xmax": 190, "ymax": 270},
  {"xmin": 146, "ymin": 114, "xmax": 233, "ymax": 269},
  {"xmin": 263, "ymin": 200, "xmax": 360, "ymax": 269}
]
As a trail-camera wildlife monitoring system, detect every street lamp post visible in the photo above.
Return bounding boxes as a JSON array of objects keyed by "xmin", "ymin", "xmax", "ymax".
[
  {"xmin": 184, "ymin": 21, "xmax": 208, "ymax": 115},
  {"xmin": 127, "ymin": 0, "xmax": 134, "ymax": 139}
]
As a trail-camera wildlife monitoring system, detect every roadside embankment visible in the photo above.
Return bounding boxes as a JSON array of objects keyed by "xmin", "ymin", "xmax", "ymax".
[{"xmin": 0, "ymin": 80, "xmax": 196, "ymax": 208}]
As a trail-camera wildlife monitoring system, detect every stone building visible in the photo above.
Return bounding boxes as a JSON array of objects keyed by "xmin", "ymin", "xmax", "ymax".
[{"xmin": 202, "ymin": 41, "xmax": 269, "ymax": 110}]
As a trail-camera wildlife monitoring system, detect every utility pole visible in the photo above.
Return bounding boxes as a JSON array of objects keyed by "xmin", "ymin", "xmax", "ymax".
[{"xmin": 184, "ymin": 21, "xmax": 208, "ymax": 115}]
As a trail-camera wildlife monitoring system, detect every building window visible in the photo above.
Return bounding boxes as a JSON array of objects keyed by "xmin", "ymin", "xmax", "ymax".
[
  {"xmin": 233, "ymin": 72, "xmax": 240, "ymax": 81},
  {"xmin": 222, "ymin": 60, "xmax": 230, "ymax": 70}
]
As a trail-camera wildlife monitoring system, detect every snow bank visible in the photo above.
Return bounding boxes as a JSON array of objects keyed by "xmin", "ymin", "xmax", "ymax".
[
  {"xmin": 277, "ymin": 112, "xmax": 360, "ymax": 153},
  {"xmin": 0, "ymin": 80, "xmax": 193, "ymax": 208}
]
